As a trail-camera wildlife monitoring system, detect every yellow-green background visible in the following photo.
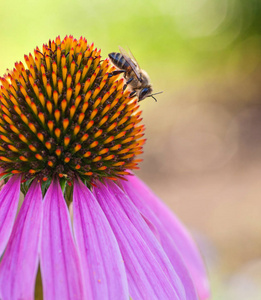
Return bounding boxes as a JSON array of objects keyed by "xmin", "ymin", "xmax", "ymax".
[{"xmin": 1, "ymin": 0, "xmax": 261, "ymax": 299}]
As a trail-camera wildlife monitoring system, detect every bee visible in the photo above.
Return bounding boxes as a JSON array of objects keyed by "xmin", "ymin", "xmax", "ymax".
[{"xmin": 108, "ymin": 47, "xmax": 162, "ymax": 102}]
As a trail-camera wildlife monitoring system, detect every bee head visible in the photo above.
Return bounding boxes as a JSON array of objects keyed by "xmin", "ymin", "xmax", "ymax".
[{"xmin": 138, "ymin": 86, "xmax": 153, "ymax": 101}]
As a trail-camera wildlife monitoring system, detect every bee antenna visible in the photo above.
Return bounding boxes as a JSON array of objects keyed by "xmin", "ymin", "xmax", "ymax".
[
  {"xmin": 150, "ymin": 95, "xmax": 157, "ymax": 102},
  {"xmin": 150, "ymin": 91, "xmax": 163, "ymax": 96},
  {"xmin": 148, "ymin": 91, "xmax": 163, "ymax": 102}
]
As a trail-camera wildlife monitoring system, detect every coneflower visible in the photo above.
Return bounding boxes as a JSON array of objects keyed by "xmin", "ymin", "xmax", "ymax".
[{"xmin": 0, "ymin": 35, "xmax": 210, "ymax": 300}]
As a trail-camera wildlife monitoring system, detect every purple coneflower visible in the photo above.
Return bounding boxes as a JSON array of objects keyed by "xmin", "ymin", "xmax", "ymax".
[{"xmin": 0, "ymin": 36, "xmax": 210, "ymax": 300}]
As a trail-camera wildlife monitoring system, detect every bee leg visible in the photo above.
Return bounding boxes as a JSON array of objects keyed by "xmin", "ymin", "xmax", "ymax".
[
  {"xmin": 129, "ymin": 91, "xmax": 137, "ymax": 98},
  {"xmin": 108, "ymin": 70, "xmax": 126, "ymax": 78},
  {"xmin": 72, "ymin": 55, "xmax": 79, "ymax": 67},
  {"xmin": 36, "ymin": 50, "xmax": 46, "ymax": 58},
  {"xmin": 36, "ymin": 50, "xmax": 51, "ymax": 61},
  {"xmin": 46, "ymin": 47, "xmax": 58, "ymax": 60},
  {"xmin": 123, "ymin": 77, "xmax": 134, "ymax": 91}
]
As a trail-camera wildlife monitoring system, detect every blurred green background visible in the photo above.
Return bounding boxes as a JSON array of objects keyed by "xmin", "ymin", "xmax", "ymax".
[{"xmin": 1, "ymin": 0, "xmax": 261, "ymax": 298}]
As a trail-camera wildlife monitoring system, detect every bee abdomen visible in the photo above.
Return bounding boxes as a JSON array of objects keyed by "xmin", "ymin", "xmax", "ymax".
[{"xmin": 109, "ymin": 52, "xmax": 130, "ymax": 70}]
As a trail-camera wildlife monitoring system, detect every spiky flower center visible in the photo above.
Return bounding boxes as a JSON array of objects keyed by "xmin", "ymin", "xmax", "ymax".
[{"xmin": 0, "ymin": 36, "xmax": 145, "ymax": 188}]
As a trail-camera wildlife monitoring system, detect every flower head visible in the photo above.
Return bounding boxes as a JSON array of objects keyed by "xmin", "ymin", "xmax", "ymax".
[
  {"xmin": 0, "ymin": 36, "xmax": 210, "ymax": 300},
  {"xmin": 0, "ymin": 35, "xmax": 144, "ymax": 188}
]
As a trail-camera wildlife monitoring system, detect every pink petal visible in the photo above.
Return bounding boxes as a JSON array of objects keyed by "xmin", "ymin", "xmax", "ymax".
[
  {"xmin": 120, "ymin": 178, "xmax": 198, "ymax": 299},
  {"xmin": 93, "ymin": 182, "xmax": 183, "ymax": 300},
  {"xmin": 106, "ymin": 180, "xmax": 187, "ymax": 298},
  {"xmin": 0, "ymin": 175, "xmax": 21, "ymax": 256},
  {"xmin": 73, "ymin": 179, "xmax": 129, "ymax": 300},
  {"xmin": 40, "ymin": 179, "xmax": 84, "ymax": 300},
  {"xmin": 123, "ymin": 174, "xmax": 210, "ymax": 300},
  {"xmin": 0, "ymin": 180, "xmax": 42, "ymax": 300}
]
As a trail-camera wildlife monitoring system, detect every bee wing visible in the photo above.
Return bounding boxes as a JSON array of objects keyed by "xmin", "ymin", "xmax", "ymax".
[
  {"xmin": 127, "ymin": 47, "xmax": 141, "ymax": 68},
  {"xmin": 119, "ymin": 46, "xmax": 142, "ymax": 82}
]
